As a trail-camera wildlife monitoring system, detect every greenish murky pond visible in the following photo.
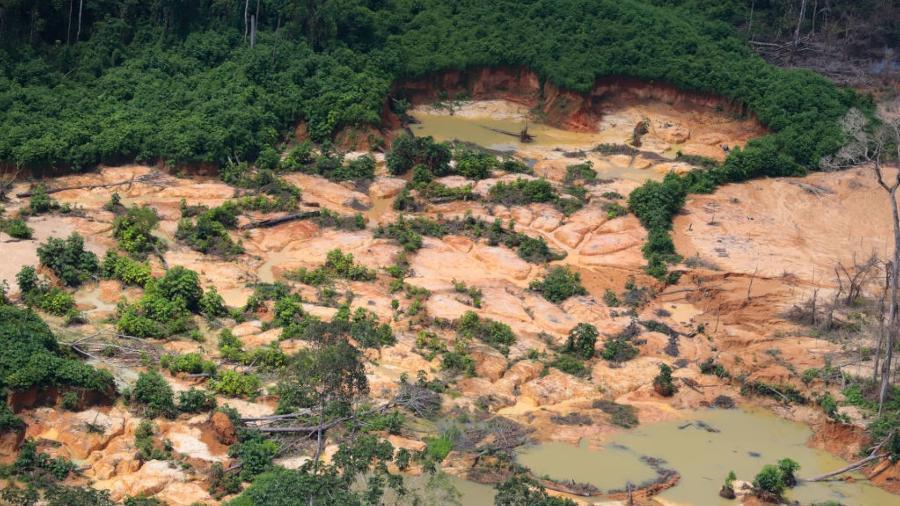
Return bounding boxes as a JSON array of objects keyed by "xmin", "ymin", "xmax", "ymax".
[
  {"xmin": 408, "ymin": 110, "xmax": 618, "ymax": 152},
  {"xmin": 517, "ymin": 408, "xmax": 900, "ymax": 506},
  {"xmin": 407, "ymin": 108, "xmax": 666, "ymax": 183}
]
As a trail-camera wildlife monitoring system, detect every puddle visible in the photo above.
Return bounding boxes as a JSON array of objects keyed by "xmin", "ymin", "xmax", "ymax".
[
  {"xmin": 516, "ymin": 408, "xmax": 900, "ymax": 505},
  {"xmin": 408, "ymin": 104, "xmax": 666, "ymax": 183},
  {"xmin": 517, "ymin": 439, "xmax": 660, "ymax": 492},
  {"xmin": 409, "ymin": 109, "xmax": 621, "ymax": 151},
  {"xmin": 365, "ymin": 471, "xmax": 496, "ymax": 505}
]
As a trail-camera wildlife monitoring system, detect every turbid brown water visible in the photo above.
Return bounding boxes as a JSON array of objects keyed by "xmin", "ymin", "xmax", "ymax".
[
  {"xmin": 407, "ymin": 103, "xmax": 668, "ymax": 183},
  {"xmin": 517, "ymin": 408, "xmax": 900, "ymax": 505}
]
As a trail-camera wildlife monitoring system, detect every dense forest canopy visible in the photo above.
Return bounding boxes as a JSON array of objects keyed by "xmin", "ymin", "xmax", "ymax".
[{"xmin": 0, "ymin": 0, "xmax": 868, "ymax": 173}]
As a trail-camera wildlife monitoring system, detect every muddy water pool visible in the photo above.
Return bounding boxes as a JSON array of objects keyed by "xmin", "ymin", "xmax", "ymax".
[
  {"xmin": 408, "ymin": 107, "xmax": 667, "ymax": 183},
  {"xmin": 517, "ymin": 408, "xmax": 899, "ymax": 506}
]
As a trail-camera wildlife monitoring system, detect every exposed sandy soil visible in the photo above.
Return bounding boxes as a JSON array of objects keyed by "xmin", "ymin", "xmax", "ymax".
[
  {"xmin": 673, "ymin": 166, "xmax": 894, "ymax": 280},
  {"xmin": 2, "ymin": 105, "xmax": 898, "ymax": 503}
]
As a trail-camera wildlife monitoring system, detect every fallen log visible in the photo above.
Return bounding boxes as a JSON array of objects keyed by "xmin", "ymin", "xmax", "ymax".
[
  {"xmin": 254, "ymin": 401, "xmax": 395, "ymax": 433},
  {"xmin": 15, "ymin": 173, "xmax": 166, "ymax": 197},
  {"xmin": 804, "ymin": 453, "xmax": 887, "ymax": 482},
  {"xmin": 240, "ymin": 210, "xmax": 321, "ymax": 230}
]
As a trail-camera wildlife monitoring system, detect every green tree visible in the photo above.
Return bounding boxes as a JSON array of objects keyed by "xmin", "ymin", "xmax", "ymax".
[{"xmin": 566, "ymin": 323, "xmax": 598, "ymax": 359}]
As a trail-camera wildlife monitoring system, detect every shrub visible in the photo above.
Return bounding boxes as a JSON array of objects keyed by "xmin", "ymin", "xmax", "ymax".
[
  {"xmin": 60, "ymin": 391, "xmax": 79, "ymax": 410},
  {"xmin": 495, "ymin": 473, "xmax": 577, "ymax": 505},
  {"xmin": 601, "ymin": 336, "xmax": 639, "ymax": 363},
  {"xmin": 100, "ymin": 251, "xmax": 152, "ymax": 286},
  {"xmin": 28, "ymin": 185, "xmax": 60, "ymax": 215},
  {"xmin": 564, "ymin": 162, "xmax": 597, "ymax": 184},
  {"xmin": 0, "ymin": 404, "xmax": 25, "ymax": 434},
  {"xmin": 134, "ymin": 420, "xmax": 171, "ymax": 461},
  {"xmin": 529, "ymin": 266, "xmax": 587, "ymax": 303},
  {"xmin": 16, "ymin": 265, "xmax": 38, "ymax": 294},
  {"xmin": 552, "ymin": 355, "xmax": 589, "ymax": 378},
  {"xmin": 349, "ymin": 308, "xmax": 395, "ymax": 348},
  {"xmin": 131, "ymin": 370, "xmax": 176, "ymax": 419},
  {"xmin": 280, "ymin": 141, "xmax": 314, "ymax": 171},
  {"xmin": 591, "ymin": 399, "xmax": 638, "ymax": 428},
  {"xmin": 313, "ymin": 209, "xmax": 366, "ymax": 231},
  {"xmin": 175, "ymin": 203, "xmax": 243, "ymax": 257},
  {"xmin": 753, "ymin": 463, "xmax": 788, "ymax": 497},
  {"xmin": 256, "ymin": 146, "xmax": 280, "ymax": 170},
  {"xmin": 488, "ymin": 178, "xmax": 556, "ymax": 206},
  {"xmin": 291, "ymin": 249, "xmax": 376, "ymax": 285},
  {"xmin": 424, "ymin": 434, "xmax": 453, "ymax": 462},
  {"xmin": 177, "ymin": 388, "xmax": 217, "ymax": 413},
  {"xmin": 229, "ymin": 433, "xmax": 279, "ymax": 481},
  {"xmin": 1, "ymin": 217, "xmax": 32, "ymax": 239},
  {"xmin": 603, "ymin": 289, "xmax": 620, "ymax": 307},
  {"xmin": 218, "ymin": 329, "xmax": 246, "ymax": 362},
  {"xmin": 200, "ymin": 286, "xmax": 228, "ymax": 318},
  {"xmin": 332, "ymin": 155, "xmax": 376, "ymax": 181},
  {"xmin": 653, "ymin": 363, "xmax": 677, "ymax": 397},
  {"xmin": 160, "ymin": 352, "xmax": 217, "ymax": 375},
  {"xmin": 156, "ymin": 266, "xmax": 203, "ymax": 311},
  {"xmin": 457, "ymin": 311, "xmax": 516, "ymax": 353},
  {"xmin": 209, "ymin": 370, "xmax": 261, "ymax": 398},
  {"xmin": 454, "ymin": 149, "xmax": 498, "ymax": 179},
  {"xmin": 37, "ymin": 233, "xmax": 99, "ymax": 287},
  {"xmin": 0, "ymin": 305, "xmax": 114, "ymax": 394},
  {"xmin": 566, "ymin": 323, "xmax": 598, "ymax": 359},
  {"xmin": 386, "ymin": 135, "xmax": 451, "ymax": 176},
  {"xmin": 112, "ymin": 205, "xmax": 162, "ymax": 257},
  {"xmin": 116, "ymin": 291, "xmax": 193, "ymax": 339}
]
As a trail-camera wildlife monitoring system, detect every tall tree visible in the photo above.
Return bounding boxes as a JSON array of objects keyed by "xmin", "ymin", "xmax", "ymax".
[{"xmin": 821, "ymin": 109, "xmax": 899, "ymax": 412}]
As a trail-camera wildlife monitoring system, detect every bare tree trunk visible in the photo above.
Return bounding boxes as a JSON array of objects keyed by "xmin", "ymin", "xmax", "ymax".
[
  {"xmin": 790, "ymin": 0, "xmax": 808, "ymax": 63},
  {"xmin": 810, "ymin": 0, "xmax": 817, "ymax": 35},
  {"xmin": 879, "ymin": 186, "xmax": 899, "ymax": 413},
  {"xmin": 244, "ymin": 0, "xmax": 250, "ymax": 41},
  {"xmin": 748, "ymin": 0, "xmax": 755, "ymax": 39},
  {"xmin": 250, "ymin": 15, "xmax": 257, "ymax": 48},
  {"xmin": 794, "ymin": 0, "xmax": 808, "ymax": 44},
  {"xmin": 76, "ymin": 0, "xmax": 83, "ymax": 42},
  {"xmin": 271, "ymin": 14, "xmax": 281, "ymax": 64},
  {"xmin": 67, "ymin": 0, "xmax": 73, "ymax": 45},
  {"xmin": 874, "ymin": 263, "xmax": 890, "ymax": 383}
]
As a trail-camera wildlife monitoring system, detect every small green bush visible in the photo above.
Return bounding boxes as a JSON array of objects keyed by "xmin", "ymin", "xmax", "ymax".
[
  {"xmin": 564, "ymin": 162, "xmax": 597, "ymax": 184},
  {"xmin": 175, "ymin": 203, "xmax": 243, "ymax": 257},
  {"xmin": 160, "ymin": 352, "xmax": 217, "ymax": 375},
  {"xmin": 131, "ymin": 370, "xmax": 176, "ymax": 419},
  {"xmin": 386, "ymin": 135, "xmax": 451, "ymax": 176},
  {"xmin": 112, "ymin": 205, "xmax": 162, "ymax": 257},
  {"xmin": 37, "ymin": 233, "xmax": 99, "ymax": 287},
  {"xmin": 566, "ymin": 323, "xmax": 598, "ymax": 359},
  {"xmin": 156, "ymin": 266, "xmax": 203, "ymax": 311},
  {"xmin": 601, "ymin": 336, "xmax": 639, "ymax": 363},
  {"xmin": 28, "ymin": 185, "xmax": 60, "ymax": 215},
  {"xmin": 177, "ymin": 388, "xmax": 217, "ymax": 413},
  {"xmin": 552, "ymin": 355, "xmax": 589, "ymax": 378},
  {"xmin": 100, "ymin": 251, "xmax": 152, "ymax": 286},
  {"xmin": 457, "ymin": 311, "xmax": 516, "ymax": 353},
  {"xmin": 653, "ymin": 363, "xmax": 678, "ymax": 397},
  {"xmin": 199, "ymin": 286, "xmax": 228, "ymax": 318},
  {"xmin": 229, "ymin": 433, "xmax": 279, "ymax": 481},
  {"xmin": 209, "ymin": 370, "xmax": 261, "ymax": 398},
  {"xmin": 529, "ymin": 266, "xmax": 587, "ymax": 303},
  {"xmin": 1, "ymin": 217, "xmax": 32, "ymax": 239},
  {"xmin": 489, "ymin": 178, "xmax": 556, "ymax": 206}
]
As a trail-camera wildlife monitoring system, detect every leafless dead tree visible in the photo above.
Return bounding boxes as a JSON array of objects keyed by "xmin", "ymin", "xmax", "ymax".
[{"xmin": 822, "ymin": 108, "xmax": 900, "ymax": 412}]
